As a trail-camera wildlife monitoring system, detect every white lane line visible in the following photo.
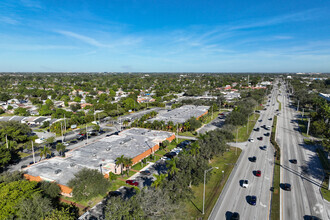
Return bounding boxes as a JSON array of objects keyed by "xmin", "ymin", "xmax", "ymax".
[
  {"xmin": 265, "ymin": 176, "xmax": 269, "ymax": 180},
  {"xmin": 260, "ymin": 202, "xmax": 267, "ymax": 208}
]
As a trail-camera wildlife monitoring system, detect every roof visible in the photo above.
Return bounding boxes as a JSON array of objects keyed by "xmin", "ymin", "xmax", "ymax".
[
  {"xmin": 9, "ymin": 116, "xmax": 26, "ymax": 121},
  {"xmin": 34, "ymin": 116, "xmax": 49, "ymax": 123},
  {"xmin": 25, "ymin": 128, "xmax": 174, "ymax": 186},
  {"xmin": 148, "ymin": 105, "xmax": 210, "ymax": 124}
]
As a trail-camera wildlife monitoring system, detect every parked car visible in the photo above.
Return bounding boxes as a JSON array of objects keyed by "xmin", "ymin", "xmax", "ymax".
[
  {"xmin": 70, "ymin": 140, "xmax": 78, "ymax": 144},
  {"xmin": 242, "ymin": 180, "xmax": 249, "ymax": 188},
  {"xmin": 161, "ymin": 156, "xmax": 171, "ymax": 161},
  {"xmin": 126, "ymin": 180, "xmax": 139, "ymax": 186},
  {"xmin": 140, "ymin": 170, "xmax": 151, "ymax": 176},
  {"xmin": 255, "ymin": 170, "xmax": 261, "ymax": 177},
  {"xmin": 108, "ymin": 191, "xmax": 122, "ymax": 197},
  {"xmin": 21, "ymin": 165, "xmax": 28, "ymax": 169},
  {"xmin": 63, "ymin": 142, "xmax": 69, "ymax": 146}
]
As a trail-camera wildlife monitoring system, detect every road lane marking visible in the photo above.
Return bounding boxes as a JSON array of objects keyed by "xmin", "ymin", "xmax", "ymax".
[
  {"xmin": 260, "ymin": 202, "xmax": 267, "ymax": 208},
  {"xmin": 313, "ymin": 203, "xmax": 323, "ymax": 215},
  {"xmin": 265, "ymin": 176, "xmax": 269, "ymax": 180}
]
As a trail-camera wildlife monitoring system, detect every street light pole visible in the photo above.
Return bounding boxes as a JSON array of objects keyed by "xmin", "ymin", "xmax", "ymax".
[
  {"xmin": 203, "ymin": 167, "xmax": 219, "ymax": 215},
  {"xmin": 236, "ymin": 128, "xmax": 238, "ymax": 155}
]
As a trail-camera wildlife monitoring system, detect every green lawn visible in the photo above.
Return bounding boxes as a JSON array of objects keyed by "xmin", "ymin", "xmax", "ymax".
[
  {"xmin": 321, "ymin": 178, "xmax": 330, "ymax": 202},
  {"xmin": 277, "ymin": 99, "xmax": 282, "ymax": 111},
  {"xmin": 178, "ymin": 131, "xmax": 196, "ymax": 137},
  {"xmin": 18, "ymin": 151, "xmax": 31, "ymax": 158},
  {"xmin": 235, "ymin": 113, "xmax": 259, "ymax": 142},
  {"xmin": 185, "ymin": 147, "xmax": 242, "ymax": 219}
]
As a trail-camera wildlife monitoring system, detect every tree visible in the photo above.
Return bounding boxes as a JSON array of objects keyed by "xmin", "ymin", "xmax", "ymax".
[
  {"xmin": 115, "ymin": 155, "xmax": 125, "ymax": 176},
  {"xmin": 105, "ymin": 196, "xmax": 144, "ymax": 220},
  {"xmin": 151, "ymin": 173, "xmax": 167, "ymax": 188},
  {"xmin": 39, "ymin": 181, "xmax": 61, "ymax": 199},
  {"xmin": 0, "ymin": 145, "xmax": 11, "ymax": 167},
  {"xmin": 123, "ymin": 157, "xmax": 133, "ymax": 177},
  {"xmin": 45, "ymin": 136, "xmax": 55, "ymax": 146},
  {"xmin": 166, "ymin": 158, "xmax": 179, "ymax": 179},
  {"xmin": 16, "ymin": 193, "xmax": 53, "ymax": 220},
  {"xmin": 108, "ymin": 172, "xmax": 117, "ymax": 182},
  {"xmin": 0, "ymin": 180, "xmax": 40, "ymax": 219},
  {"xmin": 39, "ymin": 146, "xmax": 51, "ymax": 160},
  {"xmin": 68, "ymin": 168, "xmax": 110, "ymax": 201},
  {"xmin": 44, "ymin": 208, "xmax": 76, "ymax": 220},
  {"xmin": 56, "ymin": 143, "xmax": 66, "ymax": 156},
  {"xmin": 14, "ymin": 107, "xmax": 30, "ymax": 116}
]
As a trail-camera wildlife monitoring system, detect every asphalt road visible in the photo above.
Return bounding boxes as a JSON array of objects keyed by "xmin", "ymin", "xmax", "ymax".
[
  {"xmin": 197, "ymin": 111, "xmax": 229, "ymax": 134},
  {"xmin": 278, "ymin": 83, "xmax": 329, "ymax": 220},
  {"xmin": 209, "ymin": 89, "xmax": 278, "ymax": 220}
]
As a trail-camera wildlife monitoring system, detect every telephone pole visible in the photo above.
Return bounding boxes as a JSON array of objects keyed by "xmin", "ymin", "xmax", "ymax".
[
  {"xmin": 297, "ymin": 100, "xmax": 299, "ymax": 111},
  {"xmin": 31, "ymin": 141, "xmax": 35, "ymax": 163},
  {"xmin": 307, "ymin": 118, "xmax": 311, "ymax": 136},
  {"xmin": 6, "ymin": 134, "xmax": 8, "ymax": 149}
]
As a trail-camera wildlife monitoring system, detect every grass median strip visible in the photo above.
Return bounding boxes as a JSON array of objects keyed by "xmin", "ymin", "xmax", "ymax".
[
  {"xmin": 185, "ymin": 147, "xmax": 242, "ymax": 219},
  {"xmin": 270, "ymin": 115, "xmax": 280, "ymax": 220}
]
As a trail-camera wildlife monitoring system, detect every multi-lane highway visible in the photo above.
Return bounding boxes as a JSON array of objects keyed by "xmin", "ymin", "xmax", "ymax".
[
  {"xmin": 278, "ymin": 82, "xmax": 329, "ymax": 220},
  {"xmin": 209, "ymin": 88, "xmax": 278, "ymax": 220}
]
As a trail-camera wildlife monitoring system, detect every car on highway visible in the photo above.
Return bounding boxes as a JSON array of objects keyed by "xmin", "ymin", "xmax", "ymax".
[
  {"xmin": 264, "ymin": 132, "xmax": 270, "ymax": 136},
  {"xmin": 249, "ymin": 196, "xmax": 257, "ymax": 206},
  {"xmin": 258, "ymin": 137, "xmax": 263, "ymax": 141},
  {"xmin": 282, "ymin": 183, "xmax": 291, "ymax": 191},
  {"xmin": 254, "ymin": 127, "xmax": 260, "ymax": 131},
  {"xmin": 249, "ymin": 138, "xmax": 254, "ymax": 142},
  {"xmin": 242, "ymin": 180, "xmax": 249, "ymax": 188},
  {"xmin": 249, "ymin": 156, "xmax": 257, "ymax": 162},
  {"xmin": 126, "ymin": 180, "xmax": 139, "ymax": 186},
  {"xmin": 230, "ymin": 212, "xmax": 240, "ymax": 220},
  {"xmin": 63, "ymin": 142, "xmax": 69, "ymax": 146},
  {"xmin": 269, "ymin": 117, "xmax": 272, "ymax": 120},
  {"xmin": 290, "ymin": 159, "xmax": 297, "ymax": 164},
  {"xmin": 258, "ymin": 119, "xmax": 262, "ymax": 122},
  {"xmin": 140, "ymin": 170, "xmax": 151, "ymax": 176},
  {"xmin": 260, "ymin": 145, "xmax": 267, "ymax": 150},
  {"xmin": 255, "ymin": 170, "xmax": 261, "ymax": 177},
  {"xmin": 21, "ymin": 165, "xmax": 28, "ymax": 169}
]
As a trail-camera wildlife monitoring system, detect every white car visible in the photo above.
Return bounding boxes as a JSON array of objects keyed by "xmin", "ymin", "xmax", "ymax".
[
  {"xmin": 242, "ymin": 180, "xmax": 249, "ymax": 188},
  {"xmin": 249, "ymin": 138, "xmax": 254, "ymax": 142},
  {"xmin": 63, "ymin": 142, "xmax": 69, "ymax": 146}
]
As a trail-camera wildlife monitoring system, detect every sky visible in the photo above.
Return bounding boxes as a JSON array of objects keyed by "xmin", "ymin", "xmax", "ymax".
[{"xmin": 0, "ymin": 0, "xmax": 330, "ymax": 72}]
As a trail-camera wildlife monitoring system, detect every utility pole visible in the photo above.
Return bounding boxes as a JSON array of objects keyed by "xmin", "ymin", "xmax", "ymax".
[
  {"xmin": 236, "ymin": 128, "xmax": 238, "ymax": 155},
  {"xmin": 60, "ymin": 122, "xmax": 64, "ymax": 143},
  {"xmin": 302, "ymin": 108, "xmax": 304, "ymax": 117},
  {"xmin": 31, "ymin": 140, "xmax": 35, "ymax": 163},
  {"xmin": 6, "ymin": 134, "xmax": 8, "ymax": 149},
  {"xmin": 176, "ymin": 124, "xmax": 178, "ymax": 143},
  {"xmin": 86, "ymin": 124, "xmax": 88, "ymax": 144},
  {"xmin": 64, "ymin": 114, "xmax": 66, "ymax": 133},
  {"xmin": 297, "ymin": 100, "xmax": 299, "ymax": 111},
  {"xmin": 307, "ymin": 118, "xmax": 311, "ymax": 136}
]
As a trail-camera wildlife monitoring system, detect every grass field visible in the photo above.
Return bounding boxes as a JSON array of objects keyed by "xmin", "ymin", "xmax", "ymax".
[
  {"xmin": 316, "ymin": 148, "xmax": 330, "ymax": 202},
  {"xmin": 235, "ymin": 113, "xmax": 259, "ymax": 142},
  {"xmin": 185, "ymin": 147, "xmax": 242, "ymax": 219}
]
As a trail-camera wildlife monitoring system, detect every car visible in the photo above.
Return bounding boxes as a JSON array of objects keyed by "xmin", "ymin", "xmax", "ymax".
[
  {"xmin": 258, "ymin": 119, "xmax": 262, "ymax": 122},
  {"xmin": 261, "ymin": 145, "xmax": 267, "ymax": 150},
  {"xmin": 63, "ymin": 142, "xmax": 69, "ymax": 146},
  {"xmin": 242, "ymin": 180, "xmax": 249, "ymax": 188},
  {"xmin": 282, "ymin": 183, "xmax": 291, "ymax": 191},
  {"xmin": 230, "ymin": 212, "xmax": 240, "ymax": 220},
  {"xmin": 264, "ymin": 132, "xmax": 270, "ymax": 136},
  {"xmin": 140, "ymin": 170, "xmax": 151, "ymax": 176},
  {"xmin": 249, "ymin": 196, "xmax": 257, "ymax": 206},
  {"xmin": 255, "ymin": 170, "xmax": 261, "ymax": 177},
  {"xmin": 249, "ymin": 138, "xmax": 254, "ymax": 142},
  {"xmin": 29, "ymin": 161, "xmax": 35, "ymax": 165},
  {"xmin": 250, "ymin": 156, "xmax": 257, "ymax": 162},
  {"xmin": 161, "ymin": 156, "xmax": 171, "ymax": 161},
  {"xmin": 269, "ymin": 117, "xmax": 272, "ymax": 120},
  {"xmin": 70, "ymin": 140, "xmax": 78, "ymax": 144},
  {"xmin": 106, "ymin": 134, "xmax": 112, "ymax": 137},
  {"xmin": 108, "ymin": 191, "xmax": 122, "ymax": 197},
  {"xmin": 126, "ymin": 180, "xmax": 139, "ymax": 186},
  {"xmin": 254, "ymin": 127, "xmax": 260, "ymax": 131},
  {"xmin": 21, "ymin": 165, "xmax": 28, "ymax": 169},
  {"xmin": 290, "ymin": 159, "xmax": 297, "ymax": 164},
  {"xmin": 258, "ymin": 137, "xmax": 263, "ymax": 141}
]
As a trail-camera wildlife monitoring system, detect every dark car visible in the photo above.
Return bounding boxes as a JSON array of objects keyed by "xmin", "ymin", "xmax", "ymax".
[
  {"xmin": 164, "ymin": 152, "xmax": 177, "ymax": 159},
  {"xmin": 255, "ymin": 170, "xmax": 261, "ymax": 177},
  {"xmin": 290, "ymin": 159, "xmax": 297, "ymax": 164},
  {"xmin": 230, "ymin": 212, "xmax": 240, "ymax": 220},
  {"xmin": 29, "ymin": 161, "xmax": 35, "ymax": 165},
  {"xmin": 264, "ymin": 132, "xmax": 270, "ymax": 136},
  {"xmin": 250, "ymin": 196, "xmax": 257, "ymax": 206},
  {"xmin": 254, "ymin": 127, "xmax": 260, "ymax": 131},
  {"xmin": 140, "ymin": 170, "xmax": 151, "ymax": 176},
  {"xmin": 70, "ymin": 140, "xmax": 78, "ymax": 144},
  {"xmin": 21, "ymin": 165, "xmax": 28, "ymax": 169},
  {"xmin": 269, "ymin": 117, "xmax": 273, "ymax": 120},
  {"xmin": 258, "ymin": 137, "xmax": 263, "ymax": 141},
  {"xmin": 126, "ymin": 180, "xmax": 139, "ymax": 186},
  {"xmin": 250, "ymin": 156, "xmax": 257, "ymax": 162},
  {"xmin": 108, "ymin": 191, "xmax": 122, "ymax": 197},
  {"xmin": 283, "ymin": 183, "xmax": 291, "ymax": 191}
]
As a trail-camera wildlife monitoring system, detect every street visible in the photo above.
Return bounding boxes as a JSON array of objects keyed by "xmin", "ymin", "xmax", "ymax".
[
  {"xmin": 278, "ymin": 83, "xmax": 329, "ymax": 220},
  {"xmin": 209, "ymin": 88, "xmax": 278, "ymax": 220}
]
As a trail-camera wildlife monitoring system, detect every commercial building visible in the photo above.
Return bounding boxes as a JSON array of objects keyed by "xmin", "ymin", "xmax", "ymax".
[
  {"xmin": 148, "ymin": 105, "xmax": 209, "ymax": 124},
  {"xmin": 24, "ymin": 128, "xmax": 175, "ymax": 196}
]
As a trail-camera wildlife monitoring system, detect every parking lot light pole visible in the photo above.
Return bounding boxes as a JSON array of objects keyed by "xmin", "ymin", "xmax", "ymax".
[{"xmin": 203, "ymin": 167, "xmax": 219, "ymax": 215}]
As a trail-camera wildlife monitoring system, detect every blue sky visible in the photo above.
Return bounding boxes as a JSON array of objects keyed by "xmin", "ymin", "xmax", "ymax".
[{"xmin": 0, "ymin": 0, "xmax": 330, "ymax": 72}]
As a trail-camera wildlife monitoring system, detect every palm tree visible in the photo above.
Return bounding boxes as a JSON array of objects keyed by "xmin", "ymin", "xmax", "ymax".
[
  {"xmin": 152, "ymin": 173, "xmax": 167, "ymax": 188},
  {"xmin": 184, "ymin": 122, "xmax": 191, "ymax": 132},
  {"xmin": 166, "ymin": 158, "xmax": 179, "ymax": 178},
  {"xmin": 39, "ymin": 146, "xmax": 51, "ymax": 161},
  {"xmin": 123, "ymin": 157, "xmax": 133, "ymax": 177},
  {"xmin": 190, "ymin": 142, "xmax": 200, "ymax": 159},
  {"xmin": 56, "ymin": 143, "xmax": 66, "ymax": 156},
  {"xmin": 167, "ymin": 121, "xmax": 174, "ymax": 131},
  {"xmin": 115, "ymin": 155, "xmax": 125, "ymax": 176}
]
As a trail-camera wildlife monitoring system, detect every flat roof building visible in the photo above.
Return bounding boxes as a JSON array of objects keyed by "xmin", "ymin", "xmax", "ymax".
[
  {"xmin": 24, "ymin": 128, "xmax": 175, "ymax": 196},
  {"xmin": 148, "ymin": 105, "xmax": 209, "ymax": 125}
]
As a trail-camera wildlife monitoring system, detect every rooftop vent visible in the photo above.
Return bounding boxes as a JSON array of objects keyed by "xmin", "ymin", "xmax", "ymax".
[
  {"xmin": 70, "ymin": 163, "xmax": 75, "ymax": 167},
  {"xmin": 55, "ymin": 169, "xmax": 61, "ymax": 174},
  {"xmin": 106, "ymin": 147, "xmax": 111, "ymax": 151},
  {"xmin": 93, "ymin": 153, "xmax": 97, "ymax": 157}
]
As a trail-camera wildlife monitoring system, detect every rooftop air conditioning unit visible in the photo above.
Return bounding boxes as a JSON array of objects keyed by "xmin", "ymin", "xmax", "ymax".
[
  {"xmin": 93, "ymin": 153, "xmax": 97, "ymax": 157},
  {"xmin": 70, "ymin": 163, "xmax": 75, "ymax": 167},
  {"xmin": 55, "ymin": 169, "xmax": 61, "ymax": 174},
  {"xmin": 106, "ymin": 147, "xmax": 111, "ymax": 151}
]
